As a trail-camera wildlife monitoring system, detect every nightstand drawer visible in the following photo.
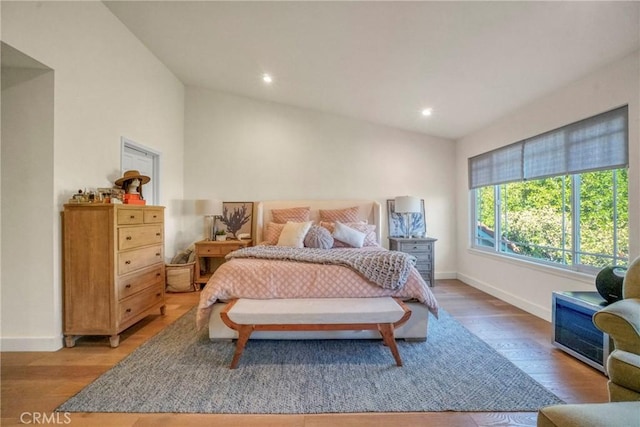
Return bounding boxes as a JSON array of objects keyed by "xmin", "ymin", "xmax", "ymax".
[
  {"xmin": 416, "ymin": 269, "xmax": 431, "ymax": 281},
  {"xmin": 415, "ymin": 260, "xmax": 432, "ymax": 271},
  {"xmin": 118, "ymin": 225, "xmax": 163, "ymax": 250},
  {"xmin": 399, "ymin": 242, "xmax": 432, "ymax": 253},
  {"xmin": 200, "ymin": 245, "xmax": 238, "ymax": 256}
]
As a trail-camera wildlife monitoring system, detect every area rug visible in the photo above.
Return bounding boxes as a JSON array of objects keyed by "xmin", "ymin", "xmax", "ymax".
[{"xmin": 57, "ymin": 308, "xmax": 563, "ymax": 414}]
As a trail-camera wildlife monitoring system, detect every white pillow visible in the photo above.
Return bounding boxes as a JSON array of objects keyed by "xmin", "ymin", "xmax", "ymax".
[
  {"xmin": 277, "ymin": 221, "xmax": 313, "ymax": 248},
  {"xmin": 332, "ymin": 221, "xmax": 366, "ymax": 248}
]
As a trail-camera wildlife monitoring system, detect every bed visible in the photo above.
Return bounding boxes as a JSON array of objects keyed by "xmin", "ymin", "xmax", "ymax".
[{"xmin": 197, "ymin": 199, "xmax": 439, "ymax": 341}]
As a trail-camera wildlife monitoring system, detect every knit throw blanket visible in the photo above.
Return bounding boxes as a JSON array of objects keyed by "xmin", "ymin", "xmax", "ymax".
[{"xmin": 226, "ymin": 247, "xmax": 416, "ymax": 291}]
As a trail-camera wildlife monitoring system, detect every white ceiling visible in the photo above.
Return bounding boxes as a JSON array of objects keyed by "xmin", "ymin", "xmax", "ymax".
[{"xmin": 104, "ymin": 1, "xmax": 639, "ymax": 140}]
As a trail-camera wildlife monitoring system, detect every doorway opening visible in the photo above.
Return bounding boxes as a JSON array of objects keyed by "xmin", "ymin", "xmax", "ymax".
[{"xmin": 121, "ymin": 137, "xmax": 160, "ymax": 206}]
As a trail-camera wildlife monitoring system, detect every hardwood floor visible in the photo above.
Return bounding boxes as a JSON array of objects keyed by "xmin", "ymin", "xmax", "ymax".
[{"xmin": 1, "ymin": 279, "xmax": 608, "ymax": 426}]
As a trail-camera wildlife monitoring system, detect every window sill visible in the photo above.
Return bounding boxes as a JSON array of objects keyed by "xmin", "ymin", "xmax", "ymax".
[{"xmin": 467, "ymin": 247, "xmax": 596, "ymax": 286}]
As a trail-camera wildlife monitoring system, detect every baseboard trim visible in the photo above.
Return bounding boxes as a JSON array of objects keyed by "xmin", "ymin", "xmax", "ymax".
[
  {"xmin": 1, "ymin": 336, "xmax": 63, "ymax": 352},
  {"xmin": 434, "ymin": 271, "xmax": 457, "ymax": 280},
  {"xmin": 456, "ymin": 272, "xmax": 552, "ymax": 322}
]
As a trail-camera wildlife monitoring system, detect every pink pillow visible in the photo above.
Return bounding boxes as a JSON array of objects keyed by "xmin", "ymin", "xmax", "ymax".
[
  {"xmin": 319, "ymin": 221, "xmax": 378, "ymax": 247},
  {"xmin": 271, "ymin": 207, "xmax": 311, "ymax": 224},
  {"xmin": 319, "ymin": 206, "xmax": 359, "ymax": 223},
  {"xmin": 263, "ymin": 222, "xmax": 285, "ymax": 245}
]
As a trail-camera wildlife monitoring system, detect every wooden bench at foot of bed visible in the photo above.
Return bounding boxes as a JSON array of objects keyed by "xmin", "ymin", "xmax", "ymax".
[{"xmin": 220, "ymin": 297, "xmax": 412, "ymax": 369}]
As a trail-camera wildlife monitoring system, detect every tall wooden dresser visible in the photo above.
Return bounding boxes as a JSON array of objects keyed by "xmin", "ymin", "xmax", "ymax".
[{"xmin": 63, "ymin": 204, "xmax": 166, "ymax": 347}]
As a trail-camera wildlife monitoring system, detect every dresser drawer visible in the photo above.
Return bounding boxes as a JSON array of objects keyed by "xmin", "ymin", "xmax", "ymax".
[
  {"xmin": 118, "ymin": 225, "xmax": 163, "ymax": 250},
  {"xmin": 144, "ymin": 208, "xmax": 164, "ymax": 224},
  {"xmin": 118, "ymin": 245, "xmax": 163, "ymax": 275},
  {"xmin": 117, "ymin": 264, "xmax": 164, "ymax": 300},
  {"xmin": 117, "ymin": 209, "xmax": 144, "ymax": 225},
  {"xmin": 119, "ymin": 283, "xmax": 164, "ymax": 324}
]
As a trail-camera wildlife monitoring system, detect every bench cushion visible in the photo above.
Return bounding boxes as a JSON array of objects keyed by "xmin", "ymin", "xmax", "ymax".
[{"xmin": 227, "ymin": 297, "xmax": 405, "ymax": 325}]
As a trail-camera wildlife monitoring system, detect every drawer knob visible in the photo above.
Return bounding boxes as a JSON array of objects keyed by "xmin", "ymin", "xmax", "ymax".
[
  {"xmin": 126, "ymin": 308, "xmax": 131, "ymax": 313},
  {"xmin": 156, "ymin": 293, "xmax": 161, "ymax": 297},
  {"xmin": 125, "ymin": 260, "xmax": 131, "ymax": 265},
  {"xmin": 155, "ymin": 252, "xmax": 161, "ymax": 257},
  {"xmin": 156, "ymin": 233, "xmax": 161, "ymax": 237},
  {"xmin": 156, "ymin": 273, "xmax": 161, "ymax": 277},
  {"xmin": 153, "ymin": 215, "xmax": 157, "ymax": 218},
  {"xmin": 126, "ymin": 236, "xmax": 132, "ymax": 241},
  {"xmin": 130, "ymin": 215, "xmax": 135, "ymax": 219},
  {"xmin": 125, "ymin": 284, "xmax": 131, "ymax": 289}
]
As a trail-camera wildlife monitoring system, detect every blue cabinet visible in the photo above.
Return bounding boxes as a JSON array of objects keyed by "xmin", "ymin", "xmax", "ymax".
[{"xmin": 552, "ymin": 291, "xmax": 611, "ymax": 374}]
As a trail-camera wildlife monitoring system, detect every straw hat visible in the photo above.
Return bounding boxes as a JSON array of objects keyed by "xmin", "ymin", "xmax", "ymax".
[{"xmin": 115, "ymin": 170, "xmax": 150, "ymax": 187}]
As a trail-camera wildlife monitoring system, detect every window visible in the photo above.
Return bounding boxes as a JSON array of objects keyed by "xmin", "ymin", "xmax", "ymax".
[{"xmin": 470, "ymin": 106, "xmax": 629, "ymax": 272}]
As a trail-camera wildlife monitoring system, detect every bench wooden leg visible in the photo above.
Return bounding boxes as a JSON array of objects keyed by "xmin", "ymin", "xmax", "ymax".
[
  {"xmin": 378, "ymin": 323, "xmax": 403, "ymax": 367},
  {"xmin": 230, "ymin": 325, "xmax": 254, "ymax": 369}
]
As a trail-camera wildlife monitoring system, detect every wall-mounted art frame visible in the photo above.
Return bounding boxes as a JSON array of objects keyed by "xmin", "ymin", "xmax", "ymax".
[
  {"xmin": 220, "ymin": 202, "xmax": 254, "ymax": 240},
  {"xmin": 387, "ymin": 199, "xmax": 426, "ymax": 238}
]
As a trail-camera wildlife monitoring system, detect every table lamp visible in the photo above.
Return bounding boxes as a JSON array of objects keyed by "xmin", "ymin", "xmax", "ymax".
[
  {"xmin": 394, "ymin": 196, "xmax": 421, "ymax": 238},
  {"xmin": 196, "ymin": 199, "xmax": 223, "ymax": 240}
]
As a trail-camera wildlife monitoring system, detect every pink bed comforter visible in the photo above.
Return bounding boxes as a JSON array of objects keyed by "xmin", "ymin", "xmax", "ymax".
[{"xmin": 196, "ymin": 248, "xmax": 439, "ymax": 329}]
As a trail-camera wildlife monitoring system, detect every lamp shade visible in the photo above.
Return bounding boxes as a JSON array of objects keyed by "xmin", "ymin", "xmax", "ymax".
[
  {"xmin": 394, "ymin": 196, "xmax": 421, "ymax": 213},
  {"xmin": 195, "ymin": 199, "xmax": 223, "ymax": 216}
]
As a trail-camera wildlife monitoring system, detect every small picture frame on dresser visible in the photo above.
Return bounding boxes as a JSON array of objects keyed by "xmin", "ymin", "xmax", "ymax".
[{"xmin": 387, "ymin": 199, "xmax": 426, "ymax": 238}]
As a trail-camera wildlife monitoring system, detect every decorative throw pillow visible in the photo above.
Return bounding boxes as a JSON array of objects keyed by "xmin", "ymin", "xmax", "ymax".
[
  {"xmin": 277, "ymin": 221, "xmax": 313, "ymax": 248},
  {"xmin": 320, "ymin": 221, "xmax": 378, "ymax": 247},
  {"xmin": 354, "ymin": 223, "xmax": 378, "ymax": 247},
  {"xmin": 319, "ymin": 206, "xmax": 359, "ymax": 223},
  {"xmin": 170, "ymin": 249, "xmax": 190, "ymax": 264},
  {"xmin": 271, "ymin": 207, "xmax": 311, "ymax": 224},
  {"xmin": 263, "ymin": 222, "xmax": 285, "ymax": 245},
  {"xmin": 303, "ymin": 225, "xmax": 334, "ymax": 249},
  {"xmin": 332, "ymin": 221, "xmax": 366, "ymax": 248}
]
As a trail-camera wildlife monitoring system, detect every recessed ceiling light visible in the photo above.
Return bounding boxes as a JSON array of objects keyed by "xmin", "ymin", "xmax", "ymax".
[
  {"xmin": 262, "ymin": 73, "xmax": 273, "ymax": 84},
  {"xmin": 421, "ymin": 108, "xmax": 433, "ymax": 117}
]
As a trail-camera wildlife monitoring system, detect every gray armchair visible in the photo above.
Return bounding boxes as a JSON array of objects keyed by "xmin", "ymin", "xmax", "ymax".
[{"xmin": 592, "ymin": 255, "xmax": 640, "ymax": 401}]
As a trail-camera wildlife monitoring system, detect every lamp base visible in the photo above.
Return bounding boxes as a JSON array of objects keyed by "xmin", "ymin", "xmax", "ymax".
[{"xmin": 403, "ymin": 214, "xmax": 411, "ymax": 238}]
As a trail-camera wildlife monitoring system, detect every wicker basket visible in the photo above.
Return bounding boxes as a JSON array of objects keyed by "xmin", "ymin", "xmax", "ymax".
[{"xmin": 165, "ymin": 261, "xmax": 196, "ymax": 292}]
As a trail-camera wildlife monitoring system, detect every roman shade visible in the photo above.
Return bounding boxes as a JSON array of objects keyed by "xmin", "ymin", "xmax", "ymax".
[{"xmin": 469, "ymin": 106, "xmax": 628, "ymax": 189}]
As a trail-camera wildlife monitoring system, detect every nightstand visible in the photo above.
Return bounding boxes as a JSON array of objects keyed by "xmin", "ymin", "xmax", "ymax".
[
  {"xmin": 194, "ymin": 240, "xmax": 252, "ymax": 287},
  {"xmin": 388, "ymin": 237, "xmax": 437, "ymax": 287}
]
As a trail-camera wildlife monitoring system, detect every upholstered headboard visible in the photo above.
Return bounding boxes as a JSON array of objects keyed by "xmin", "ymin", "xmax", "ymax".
[{"xmin": 254, "ymin": 200, "xmax": 382, "ymax": 244}]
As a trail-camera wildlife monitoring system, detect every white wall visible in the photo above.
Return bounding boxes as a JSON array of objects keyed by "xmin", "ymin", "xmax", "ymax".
[
  {"xmin": 455, "ymin": 51, "xmax": 640, "ymax": 321},
  {"xmin": 184, "ymin": 87, "xmax": 457, "ymax": 276},
  {"xmin": 2, "ymin": 64, "xmax": 54, "ymax": 350},
  {"xmin": 1, "ymin": 1, "xmax": 185, "ymax": 350}
]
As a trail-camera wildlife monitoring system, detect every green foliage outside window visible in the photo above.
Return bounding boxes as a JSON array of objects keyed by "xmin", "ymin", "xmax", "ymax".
[{"xmin": 475, "ymin": 169, "xmax": 628, "ymax": 269}]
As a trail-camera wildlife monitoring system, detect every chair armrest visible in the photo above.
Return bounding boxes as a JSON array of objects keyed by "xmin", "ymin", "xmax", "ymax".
[{"xmin": 593, "ymin": 299, "xmax": 640, "ymax": 353}]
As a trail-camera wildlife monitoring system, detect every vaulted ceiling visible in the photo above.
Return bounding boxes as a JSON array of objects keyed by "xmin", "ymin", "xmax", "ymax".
[{"xmin": 104, "ymin": 1, "xmax": 639, "ymax": 139}]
